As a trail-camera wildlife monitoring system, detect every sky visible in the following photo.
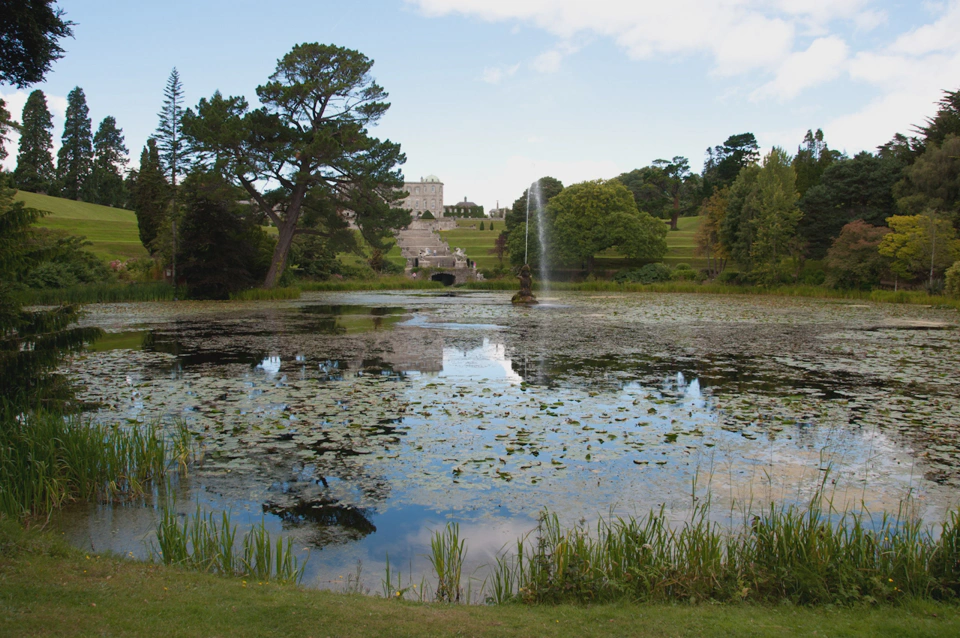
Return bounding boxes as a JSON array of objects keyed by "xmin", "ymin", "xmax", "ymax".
[{"xmin": 2, "ymin": 0, "xmax": 960, "ymax": 211}]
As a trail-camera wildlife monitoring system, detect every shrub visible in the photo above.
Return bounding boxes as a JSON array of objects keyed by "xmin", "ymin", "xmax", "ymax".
[
  {"xmin": 947, "ymin": 261, "xmax": 960, "ymax": 298},
  {"xmin": 718, "ymin": 271, "xmax": 742, "ymax": 284},
  {"xmin": 420, "ymin": 211, "xmax": 435, "ymax": 220},
  {"xmin": 613, "ymin": 263, "xmax": 673, "ymax": 284},
  {"xmin": 479, "ymin": 221, "xmax": 485, "ymax": 231},
  {"xmin": 671, "ymin": 263, "xmax": 698, "ymax": 281}
]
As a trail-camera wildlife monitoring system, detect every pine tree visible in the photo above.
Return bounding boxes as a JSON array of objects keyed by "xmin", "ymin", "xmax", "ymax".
[
  {"xmin": 90, "ymin": 116, "xmax": 128, "ymax": 207},
  {"xmin": 132, "ymin": 138, "xmax": 169, "ymax": 251},
  {"xmin": 156, "ymin": 68, "xmax": 185, "ymax": 188},
  {"xmin": 13, "ymin": 90, "xmax": 56, "ymax": 194},
  {"xmin": 0, "ymin": 98, "xmax": 13, "ymax": 165},
  {"xmin": 57, "ymin": 86, "xmax": 94, "ymax": 200}
]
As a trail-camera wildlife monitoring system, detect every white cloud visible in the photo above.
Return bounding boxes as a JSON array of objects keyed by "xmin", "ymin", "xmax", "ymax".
[
  {"xmin": 751, "ymin": 36, "xmax": 849, "ymax": 101},
  {"xmin": 481, "ymin": 62, "xmax": 520, "ymax": 84},
  {"xmin": 407, "ymin": 0, "xmax": 882, "ymax": 78}
]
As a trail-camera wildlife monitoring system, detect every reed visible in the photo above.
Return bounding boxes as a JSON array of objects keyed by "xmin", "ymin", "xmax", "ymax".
[
  {"xmin": 490, "ymin": 493, "xmax": 960, "ymax": 605},
  {"xmin": 154, "ymin": 503, "xmax": 305, "ymax": 584},
  {"xmin": 229, "ymin": 286, "xmax": 301, "ymax": 301},
  {"xmin": 429, "ymin": 522, "xmax": 466, "ymax": 603},
  {"xmin": 17, "ymin": 282, "xmax": 177, "ymax": 305},
  {"xmin": 0, "ymin": 407, "xmax": 169, "ymax": 518},
  {"xmin": 298, "ymin": 277, "xmax": 443, "ymax": 291}
]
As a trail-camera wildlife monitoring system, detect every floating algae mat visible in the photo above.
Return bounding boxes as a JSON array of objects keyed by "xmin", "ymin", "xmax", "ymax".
[{"xmin": 58, "ymin": 291, "xmax": 960, "ymax": 590}]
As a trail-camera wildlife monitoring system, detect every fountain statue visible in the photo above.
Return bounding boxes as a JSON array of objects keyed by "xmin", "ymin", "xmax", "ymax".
[{"xmin": 512, "ymin": 264, "xmax": 538, "ymax": 304}]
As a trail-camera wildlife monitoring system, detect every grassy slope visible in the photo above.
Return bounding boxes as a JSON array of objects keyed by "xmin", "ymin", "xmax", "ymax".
[
  {"xmin": 1, "ymin": 525, "xmax": 958, "ymax": 638},
  {"xmin": 440, "ymin": 215, "xmax": 703, "ymax": 272},
  {"xmin": 15, "ymin": 191, "xmax": 148, "ymax": 262}
]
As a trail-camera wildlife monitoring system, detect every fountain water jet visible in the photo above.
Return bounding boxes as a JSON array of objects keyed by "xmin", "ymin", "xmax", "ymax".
[{"xmin": 514, "ymin": 179, "xmax": 546, "ymax": 305}]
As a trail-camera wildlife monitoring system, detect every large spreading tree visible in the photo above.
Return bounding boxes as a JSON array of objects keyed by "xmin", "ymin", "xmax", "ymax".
[
  {"xmin": 13, "ymin": 89, "xmax": 56, "ymax": 193},
  {"xmin": 57, "ymin": 86, "xmax": 94, "ymax": 201},
  {"xmin": 183, "ymin": 43, "xmax": 409, "ymax": 288}
]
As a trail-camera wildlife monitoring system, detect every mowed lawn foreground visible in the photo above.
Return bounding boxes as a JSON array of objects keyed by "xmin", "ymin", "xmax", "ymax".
[
  {"xmin": 1, "ymin": 524, "xmax": 959, "ymax": 638},
  {"xmin": 15, "ymin": 191, "xmax": 148, "ymax": 262}
]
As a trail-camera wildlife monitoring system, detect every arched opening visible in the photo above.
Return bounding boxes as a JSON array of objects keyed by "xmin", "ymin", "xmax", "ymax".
[{"xmin": 431, "ymin": 272, "xmax": 456, "ymax": 286}]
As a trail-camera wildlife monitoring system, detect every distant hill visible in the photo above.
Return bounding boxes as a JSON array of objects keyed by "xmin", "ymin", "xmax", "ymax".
[{"xmin": 14, "ymin": 192, "xmax": 148, "ymax": 262}]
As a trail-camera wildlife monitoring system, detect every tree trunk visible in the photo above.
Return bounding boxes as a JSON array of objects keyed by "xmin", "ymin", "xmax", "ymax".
[{"xmin": 263, "ymin": 217, "xmax": 299, "ymax": 288}]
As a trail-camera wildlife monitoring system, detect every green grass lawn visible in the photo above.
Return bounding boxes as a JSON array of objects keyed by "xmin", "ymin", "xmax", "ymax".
[
  {"xmin": 15, "ymin": 191, "xmax": 149, "ymax": 262},
  {"xmin": 2, "ymin": 522, "xmax": 958, "ymax": 638}
]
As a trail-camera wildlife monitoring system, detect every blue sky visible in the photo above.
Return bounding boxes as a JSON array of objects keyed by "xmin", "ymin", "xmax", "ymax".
[{"xmin": 3, "ymin": 0, "xmax": 960, "ymax": 210}]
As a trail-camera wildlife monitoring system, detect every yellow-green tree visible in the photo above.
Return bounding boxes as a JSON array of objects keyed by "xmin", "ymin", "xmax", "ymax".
[
  {"xmin": 749, "ymin": 147, "xmax": 802, "ymax": 284},
  {"xmin": 879, "ymin": 213, "xmax": 960, "ymax": 286},
  {"xmin": 695, "ymin": 186, "xmax": 729, "ymax": 277}
]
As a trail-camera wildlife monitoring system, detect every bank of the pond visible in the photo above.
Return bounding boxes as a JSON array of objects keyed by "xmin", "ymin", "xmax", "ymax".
[
  {"xmin": 462, "ymin": 280, "xmax": 960, "ymax": 310},
  {"xmin": 2, "ymin": 522, "xmax": 959, "ymax": 638}
]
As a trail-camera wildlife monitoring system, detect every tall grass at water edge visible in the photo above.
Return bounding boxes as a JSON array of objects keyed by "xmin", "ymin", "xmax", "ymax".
[
  {"xmin": 0, "ymin": 407, "xmax": 171, "ymax": 518},
  {"xmin": 154, "ymin": 503, "xmax": 305, "ymax": 585},
  {"xmin": 487, "ymin": 495, "xmax": 960, "ymax": 606},
  {"xmin": 298, "ymin": 276, "xmax": 443, "ymax": 291},
  {"xmin": 17, "ymin": 282, "xmax": 178, "ymax": 305},
  {"xmin": 229, "ymin": 286, "xmax": 301, "ymax": 301},
  {"xmin": 461, "ymin": 279, "xmax": 960, "ymax": 309}
]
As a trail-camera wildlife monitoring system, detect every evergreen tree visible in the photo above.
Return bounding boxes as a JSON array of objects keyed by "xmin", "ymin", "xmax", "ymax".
[
  {"xmin": 749, "ymin": 147, "xmax": 802, "ymax": 284},
  {"xmin": 0, "ymin": 0, "xmax": 73, "ymax": 88},
  {"xmin": 90, "ymin": 116, "xmax": 128, "ymax": 207},
  {"xmin": 156, "ymin": 68, "xmax": 185, "ymax": 188},
  {"xmin": 13, "ymin": 90, "xmax": 56, "ymax": 194},
  {"xmin": 132, "ymin": 138, "xmax": 168, "ymax": 251},
  {"xmin": 56, "ymin": 86, "xmax": 94, "ymax": 200},
  {"xmin": 792, "ymin": 129, "xmax": 842, "ymax": 197},
  {"xmin": 0, "ymin": 98, "xmax": 13, "ymax": 165}
]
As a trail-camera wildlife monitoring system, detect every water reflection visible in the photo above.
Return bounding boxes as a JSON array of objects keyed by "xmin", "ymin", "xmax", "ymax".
[{"xmin": 63, "ymin": 292, "xmax": 960, "ymax": 591}]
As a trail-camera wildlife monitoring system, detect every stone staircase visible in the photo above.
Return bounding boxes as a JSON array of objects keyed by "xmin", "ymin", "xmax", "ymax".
[{"xmin": 395, "ymin": 226, "xmax": 458, "ymax": 268}]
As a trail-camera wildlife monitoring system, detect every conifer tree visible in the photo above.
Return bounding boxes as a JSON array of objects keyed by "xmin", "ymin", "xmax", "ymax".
[
  {"xmin": 57, "ymin": 86, "xmax": 94, "ymax": 200},
  {"xmin": 132, "ymin": 138, "xmax": 169, "ymax": 251},
  {"xmin": 90, "ymin": 116, "xmax": 128, "ymax": 207},
  {"xmin": 0, "ymin": 98, "xmax": 13, "ymax": 165},
  {"xmin": 156, "ymin": 68, "xmax": 185, "ymax": 188},
  {"xmin": 13, "ymin": 90, "xmax": 56, "ymax": 193}
]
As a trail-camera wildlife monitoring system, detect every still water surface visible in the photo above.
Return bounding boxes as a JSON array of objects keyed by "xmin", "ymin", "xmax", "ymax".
[{"xmin": 59, "ymin": 291, "xmax": 960, "ymax": 591}]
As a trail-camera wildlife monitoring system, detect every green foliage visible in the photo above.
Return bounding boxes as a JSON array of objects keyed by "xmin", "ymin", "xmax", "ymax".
[
  {"xmin": 16, "ymin": 282, "xmax": 175, "ymax": 305},
  {"xmin": 825, "ymin": 221, "xmax": 891, "ymax": 289},
  {"xmin": 478, "ymin": 220, "xmax": 484, "ymax": 231},
  {"xmin": 155, "ymin": 504, "xmax": 305, "ymax": 584},
  {"xmin": 155, "ymin": 68, "xmax": 186, "ymax": 187},
  {"xmin": 131, "ymin": 138, "xmax": 169, "ymax": 251},
  {"xmin": 89, "ymin": 116, "xmax": 128, "ymax": 207},
  {"xmin": 695, "ymin": 186, "xmax": 729, "ymax": 277},
  {"xmin": 0, "ymin": 98, "xmax": 12, "ymax": 165},
  {"xmin": 420, "ymin": 210, "xmax": 435, "ymax": 220},
  {"xmin": 946, "ymin": 261, "xmax": 960, "ymax": 298},
  {"xmin": 14, "ymin": 90, "xmax": 56, "ymax": 194},
  {"xmin": 702, "ymin": 132, "xmax": 759, "ymax": 194},
  {"xmin": 792, "ymin": 129, "xmax": 842, "ymax": 197},
  {"xmin": 489, "ymin": 230, "xmax": 508, "ymax": 266},
  {"xmin": 919, "ymin": 88, "xmax": 960, "ymax": 151},
  {"xmin": 0, "ymin": 0, "xmax": 73, "ymax": 88},
  {"xmin": 749, "ymin": 147, "xmax": 803, "ymax": 284},
  {"xmin": 493, "ymin": 496, "xmax": 960, "ymax": 606},
  {"xmin": 616, "ymin": 158, "xmax": 702, "ymax": 230},
  {"xmin": 21, "ymin": 229, "xmax": 112, "ymax": 289},
  {"xmin": 176, "ymin": 171, "xmax": 273, "ymax": 299},
  {"xmin": 549, "ymin": 179, "xmax": 667, "ymax": 272},
  {"xmin": 613, "ymin": 263, "xmax": 673, "ymax": 284},
  {"xmin": 798, "ymin": 151, "xmax": 902, "ymax": 259},
  {"xmin": 0, "ymin": 408, "xmax": 169, "ymax": 519},
  {"xmin": 895, "ymin": 134, "xmax": 960, "ymax": 229},
  {"xmin": 505, "ymin": 176, "xmax": 563, "ymax": 237},
  {"xmin": 719, "ymin": 164, "xmax": 761, "ymax": 266},
  {"xmin": 228, "ymin": 287, "xmax": 301, "ymax": 301},
  {"xmin": 430, "ymin": 523, "xmax": 466, "ymax": 603},
  {"xmin": 879, "ymin": 213, "xmax": 960, "ymax": 282},
  {"xmin": 56, "ymin": 86, "xmax": 94, "ymax": 201},
  {"xmin": 183, "ymin": 43, "xmax": 409, "ymax": 288}
]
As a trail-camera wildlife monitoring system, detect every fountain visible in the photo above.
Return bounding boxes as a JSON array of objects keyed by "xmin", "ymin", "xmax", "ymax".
[{"xmin": 513, "ymin": 179, "xmax": 547, "ymax": 304}]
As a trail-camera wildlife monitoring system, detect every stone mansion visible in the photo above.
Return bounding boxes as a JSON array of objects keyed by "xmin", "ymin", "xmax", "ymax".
[{"xmin": 399, "ymin": 175, "xmax": 444, "ymax": 218}]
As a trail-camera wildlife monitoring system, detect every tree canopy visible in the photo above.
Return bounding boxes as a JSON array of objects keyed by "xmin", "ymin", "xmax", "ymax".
[
  {"xmin": 547, "ymin": 179, "xmax": 667, "ymax": 273},
  {"xmin": 183, "ymin": 43, "xmax": 409, "ymax": 287},
  {"xmin": 14, "ymin": 89, "xmax": 55, "ymax": 194},
  {"xmin": 703, "ymin": 133, "xmax": 760, "ymax": 194},
  {"xmin": 0, "ymin": 0, "xmax": 73, "ymax": 88},
  {"xmin": 56, "ymin": 86, "xmax": 94, "ymax": 201}
]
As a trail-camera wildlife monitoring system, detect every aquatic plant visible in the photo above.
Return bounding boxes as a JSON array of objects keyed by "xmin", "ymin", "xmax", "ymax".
[
  {"xmin": 489, "ymin": 492, "xmax": 960, "ymax": 605},
  {"xmin": 154, "ymin": 503, "xmax": 305, "ymax": 585},
  {"xmin": 0, "ymin": 407, "xmax": 169, "ymax": 518},
  {"xmin": 429, "ymin": 523, "xmax": 466, "ymax": 603}
]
